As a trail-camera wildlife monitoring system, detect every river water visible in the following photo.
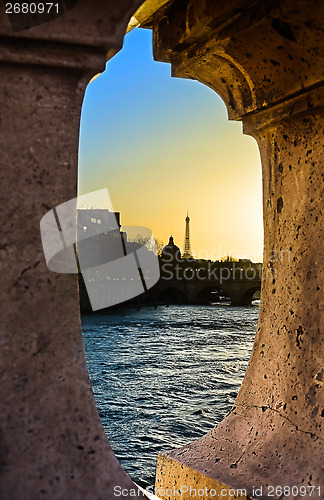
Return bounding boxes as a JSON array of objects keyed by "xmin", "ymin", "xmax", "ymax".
[{"xmin": 81, "ymin": 303, "xmax": 259, "ymax": 486}]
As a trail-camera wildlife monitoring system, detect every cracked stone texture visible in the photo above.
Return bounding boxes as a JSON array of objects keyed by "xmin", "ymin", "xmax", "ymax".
[
  {"xmin": 0, "ymin": 0, "xmax": 323, "ymax": 498},
  {"xmin": 154, "ymin": 0, "xmax": 324, "ymax": 498},
  {"xmin": 0, "ymin": 1, "xmax": 146, "ymax": 499}
]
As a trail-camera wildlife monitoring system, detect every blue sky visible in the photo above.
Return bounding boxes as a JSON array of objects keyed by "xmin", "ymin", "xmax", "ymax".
[{"xmin": 78, "ymin": 28, "xmax": 263, "ymax": 261}]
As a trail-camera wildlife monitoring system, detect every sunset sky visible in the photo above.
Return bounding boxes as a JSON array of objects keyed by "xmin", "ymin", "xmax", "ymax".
[{"xmin": 78, "ymin": 28, "xmax": 263, "ymax": 262}]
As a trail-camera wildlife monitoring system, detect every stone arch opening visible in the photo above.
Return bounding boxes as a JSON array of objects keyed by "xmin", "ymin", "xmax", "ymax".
[
  {"xmin": 238, "ymin": 286, "xmax": 261, "ymax": 307},
  {"xmin": 78, "ymin": 28, "xmax": 263, "ymax": 265},
  {"xmin": 78, "ymin": 23, "xmax": 263, "ymax": 488}
]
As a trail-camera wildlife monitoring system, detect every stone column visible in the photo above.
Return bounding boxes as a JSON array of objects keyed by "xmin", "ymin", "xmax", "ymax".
[
  {"xmin": 153, "ymin": 0, "xmax": 324, "ymax": 497},
  {"xmin": 0, "ymin": 1, "xmax": 145, "ymax": 498}
]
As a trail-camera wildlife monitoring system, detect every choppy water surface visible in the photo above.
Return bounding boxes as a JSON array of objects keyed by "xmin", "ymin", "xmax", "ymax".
[{"xmin": 81, "ymin": 304, "xmax": 259, "ymax": 485}]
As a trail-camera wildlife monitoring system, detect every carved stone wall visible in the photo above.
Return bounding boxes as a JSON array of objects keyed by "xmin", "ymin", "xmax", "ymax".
[{"xmin": 0, "ymin": 0, "xmax": 323, "ymax": 498}]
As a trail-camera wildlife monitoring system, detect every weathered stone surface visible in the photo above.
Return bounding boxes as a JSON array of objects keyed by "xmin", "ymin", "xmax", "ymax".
[
  {"xmin": 1, "ymin": 0, "xmax": 323, "ymax": 497},
  {"xmin": 153, "ymin": 0, "xmax": 324, "ymax": 119},
  {"xmin": 156, "ymin": 455, "xmax": 248, "ymax": 499},
  {"xmin": 0, "ymin": 1, "xmax": 145, "ymax": 498},
  {"xmin": 154, "ymin": 0, "xmax": 324, "ymax": 497}
]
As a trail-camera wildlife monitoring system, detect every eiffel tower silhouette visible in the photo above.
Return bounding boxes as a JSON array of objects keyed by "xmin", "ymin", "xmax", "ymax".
[{"xmin": 182, "ymin": 210, "xmax": 192, "ymax": 258}]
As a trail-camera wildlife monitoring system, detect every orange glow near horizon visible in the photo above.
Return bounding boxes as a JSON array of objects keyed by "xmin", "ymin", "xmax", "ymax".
[{"xmin": 78, "ymin": 29, "xmax": 263, "ymax": 262}]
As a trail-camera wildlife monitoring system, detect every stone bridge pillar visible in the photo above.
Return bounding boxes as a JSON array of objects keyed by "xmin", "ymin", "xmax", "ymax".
[
  {"xmin": 0, "ymin": 2, "xmax": 145, "ymax": 499},
  {"xmin": 153, "ymin": 1, "xmax": 324, "ymax": 497}
]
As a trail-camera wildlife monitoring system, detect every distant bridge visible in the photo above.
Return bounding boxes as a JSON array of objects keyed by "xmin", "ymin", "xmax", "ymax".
[
  {"xmin": 146, "ymin": 277, "xmax": 261, "ymax": 306},
  {"xmin": 144, "ymin": 261, "xmax": 262, "ymax": 306},
  {"xmin": 79, "ymin": 258, "xmax": 262, "ymax": 312}
]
